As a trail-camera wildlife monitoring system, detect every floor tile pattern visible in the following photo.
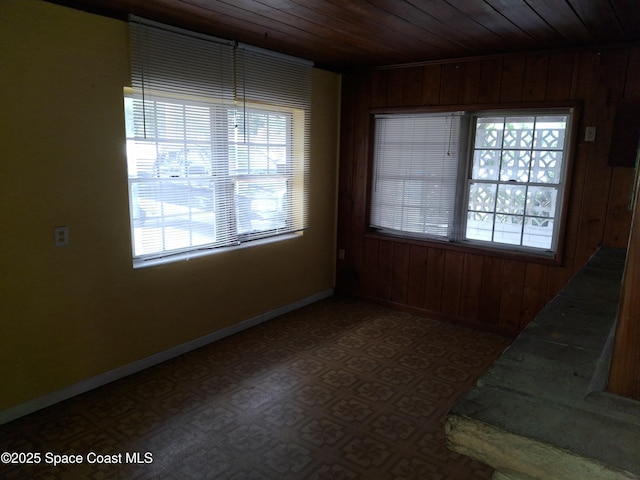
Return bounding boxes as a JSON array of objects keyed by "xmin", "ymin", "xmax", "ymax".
[{"xmin": 0, "ymin": 298, "xmax": 511, "ymax": 479}]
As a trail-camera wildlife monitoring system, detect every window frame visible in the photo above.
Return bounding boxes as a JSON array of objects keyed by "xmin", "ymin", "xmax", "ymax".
[
  {"xmin": 125, "ymin": 16, "xmax": 312, "ymax": 268},
  {"xmin": 367, "ymin": 102, "xmax": 580, "ymax": 264},
  {"xmin": 125, "ymin": 90, "xmax": 304, "ymax": 266}
]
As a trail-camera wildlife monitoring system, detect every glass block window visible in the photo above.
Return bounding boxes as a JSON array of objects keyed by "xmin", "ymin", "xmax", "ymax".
[{"xmin": 466, "ymin": 114, "xmax": 568, "ymax": 251}]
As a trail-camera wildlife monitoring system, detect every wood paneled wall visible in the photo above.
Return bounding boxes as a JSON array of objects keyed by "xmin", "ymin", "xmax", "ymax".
[
  {"xmin": 337, "ymin": 44, "xmax": 640, "ymax": 336},
  {"xmin": 609, "ymin": 161, "xmax": 640, "ymax": 400}
]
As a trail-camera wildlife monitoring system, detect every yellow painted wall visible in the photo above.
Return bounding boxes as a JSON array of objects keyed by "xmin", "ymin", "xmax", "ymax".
[{"xmin": 0, "ymin": 1, "xmax": 341, "ymax": 410}]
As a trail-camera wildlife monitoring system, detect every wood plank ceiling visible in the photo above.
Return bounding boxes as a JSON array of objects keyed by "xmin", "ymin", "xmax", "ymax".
[{"xmin": 47, "ymin": 0, "xmax": 640, "ymax": 71}]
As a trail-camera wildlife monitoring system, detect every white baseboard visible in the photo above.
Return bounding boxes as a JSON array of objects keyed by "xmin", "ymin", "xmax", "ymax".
[{"xmin": 0, "ymin": 289, "xmax": 333, "ymax": 425}]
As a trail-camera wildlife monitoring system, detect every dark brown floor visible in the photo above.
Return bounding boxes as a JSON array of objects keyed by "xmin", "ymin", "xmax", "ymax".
[{"xmin": 0, "ymin": 297, "xmax": 511, "ymax": 479}]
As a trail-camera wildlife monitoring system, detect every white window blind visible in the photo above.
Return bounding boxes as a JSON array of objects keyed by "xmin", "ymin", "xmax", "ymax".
[
  {"xmin": 126, "ymin": 17, "xmax": 311, "ymax": 265},
  {"xmin": 370, "ymin": 113, "xmax": 461, "ymax": 238},
  {"xmin": 233, "ymin": 45, "xmax": 311, "ymax": 242}
]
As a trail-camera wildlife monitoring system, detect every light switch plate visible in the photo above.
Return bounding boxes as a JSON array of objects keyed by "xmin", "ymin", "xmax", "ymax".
[{"xmin": 585, "ymin": 126, "xmax": 597, "ymax": 142}]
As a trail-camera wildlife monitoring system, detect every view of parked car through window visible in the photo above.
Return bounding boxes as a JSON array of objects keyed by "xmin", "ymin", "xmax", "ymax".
[{"xmin": 125, "ymin": 96, "xmax": 292, "ymax": 259}]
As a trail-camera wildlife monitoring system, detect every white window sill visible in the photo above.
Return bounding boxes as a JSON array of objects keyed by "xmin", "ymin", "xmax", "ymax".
[{"xmin": 132, "ymin": 232, "xmax": 301, "ymax": 269}]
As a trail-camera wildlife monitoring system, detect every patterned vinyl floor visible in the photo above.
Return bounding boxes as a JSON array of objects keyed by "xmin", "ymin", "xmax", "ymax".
[{"xmin": 0, "ymin": 297, "xmax": 511, "ymax": 480}]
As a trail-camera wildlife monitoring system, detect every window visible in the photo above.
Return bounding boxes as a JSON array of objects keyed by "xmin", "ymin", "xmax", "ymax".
[
  {"xmin": 371, "ymin": 113, "xmax": 465, "ymax": 239},
  {"xmin": 370, "ymin": 108, "xmax": 574, "ymax": 257},
  {"xmin": 125, "ymin": 17, "xmax": 311, "ymax": 266}
]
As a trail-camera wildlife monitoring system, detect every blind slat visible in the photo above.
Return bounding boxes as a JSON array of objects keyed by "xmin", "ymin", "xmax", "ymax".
[{"xmin": 371, "ymin": 114, "xmax": 461, "ymax": 238}]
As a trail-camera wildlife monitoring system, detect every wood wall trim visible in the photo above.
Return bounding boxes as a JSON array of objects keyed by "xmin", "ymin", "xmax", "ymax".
[{"xmin": 370, "ymin": 100, "xmax": 581, "ymax": 115}]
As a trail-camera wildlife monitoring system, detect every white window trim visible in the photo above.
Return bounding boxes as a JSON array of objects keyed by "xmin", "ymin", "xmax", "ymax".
[
  {"xmin": 133, "ymin": 232, "xmax": 302, "ymax": 269},
  {"xmin": 369, "ymin": 105, "xmax": 577, "ymax": 260},
  {"xmin": 126, "ymin": 92, "xmax": 306, "ymax": 266}
]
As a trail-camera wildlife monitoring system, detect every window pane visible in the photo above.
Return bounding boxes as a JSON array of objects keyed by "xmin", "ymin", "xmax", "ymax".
[
  {"xmin": 475, "ymin": 117, "xmax": 504, "ymax": 148},
  {"xmin": 130, "ymin": 178, "xmax": 217, "ymax": 256},
  {"xmin": 236, "ymin": 178, "xmax": 287, "ymax": 234},
  {"xmin": 467, "ymin": 182, "xmax": 497, "ymax": 212},
  {"xmin": 500, "ymin": 150, "xmax": 531, "ymax": 182},
  {"xmin": 523, "ymin": 218, "xmax": 554, "ymax": 249},
  {"xmin": 496, "ymin": 184, "xmax": 526, "ymax": 215},
  {"xmin": 534, "ymin": 116, "xmax": 566, "ymax": 149},
  {"xmin": 472, "ymin": 150, "xmax": 500, "ymax": 180},
  {"xmin": 466, "ymin": 212, "xmax": 494, "ymax": 242},
  {"xmin": 229, "ymin": 109, "xmax": 292, "ymax": 238},
  {"xmin": 526, "ymin": 186, "xmax": 558, "ymax": 219},
  {"xmin": 249, "ymin": 112, "xmax": 269, "ymax": 142},
  {"xmin": 156, "ymin": 102, "xmax": 186, "ymax": 140},
  {"xmin": 503, "ymin": 117, "xmax": 534, "ymax": 148},
  {"xmin": 185, "ymin": 105, "xmax": 212, "ymax": 142},
  {"xmin": 269, "ymin": 115, "xmax": 287, "ymax": 144},
  {"xmin": 531, "ymin": 150, "xmax": 563, "ymax": 184},
  {"xmin": 493, "ymin": 214, "xmax": 523, "ymax": 245},
  {"xmin": 154, "ymin": 147, "xmax": 212, "ymax": 178},
  {"xmin": 229, "ymin": 110, "xmax": 289, "ymax": 175},
  {"xmin": 126, "ymin": 139, "xmax": 157, "ymax": 177}
]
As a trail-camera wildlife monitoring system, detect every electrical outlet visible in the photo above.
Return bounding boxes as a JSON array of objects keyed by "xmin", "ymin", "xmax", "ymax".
[
  {"xmin": 54, "ymin": 226, "xmax": 69, "ymax": 247},
  {"xmin": 585, "ymin": 126, "xmax": 597, "ymax": 142},
  {"xmin": 338, "ymin": 249, "xmax": 345, "ymax": 260}
]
